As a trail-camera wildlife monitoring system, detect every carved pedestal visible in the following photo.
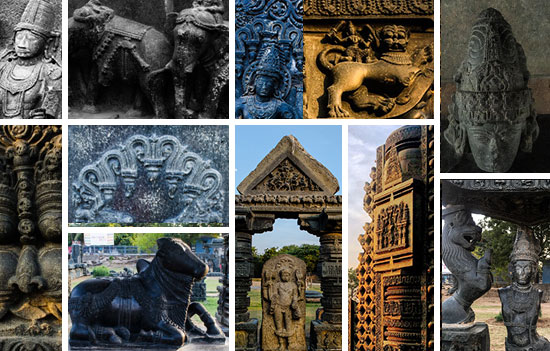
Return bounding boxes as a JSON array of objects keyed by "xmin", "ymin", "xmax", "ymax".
[
  {"xmin": 235, "ymin": 319, "xmax": 259, "ymax": 351},
  {"xmin": 311, "ymin": 320, "xmax": 342, "ymax": 351},
  {"xmin": 216, "ymin": 233, "xmax": 229, "ymax": 335},
  {"xmin": 441, "ymin": 323, "xmax": 490, "ymax": 351}
]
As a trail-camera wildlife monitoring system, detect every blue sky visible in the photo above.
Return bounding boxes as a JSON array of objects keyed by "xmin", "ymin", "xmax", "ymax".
[{"xmin": 236, "ymin": 125, "xmax": 342, "ymax": 253}]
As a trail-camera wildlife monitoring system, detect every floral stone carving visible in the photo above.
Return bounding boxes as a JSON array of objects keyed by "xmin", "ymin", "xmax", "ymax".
[
  {"xmin": 0, "ymin": 0, "xmax": 62, "ymax": 119},
  {"xmin": 71, "ymin": 133, "xmax": 225, "ymax": 225},
  {"xmin": 443, "ymin": 8, "xmax": 538, "ymax": 172},
  {"xmin": 235, "ymin": 0, "xmax": 303, "ymax": 119},
  {"xmin": 0, "ymin": 125, "xmax": 62, "ymax": 349},
  {"xmin": 261, "ymin": 254, "xmax": 306, "ymax": 351}
]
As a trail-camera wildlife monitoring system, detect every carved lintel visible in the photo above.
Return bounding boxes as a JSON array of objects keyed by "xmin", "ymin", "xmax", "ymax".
[
  {"xmin": 235, "ymin": 210, "xmax": 275, "ymax": 234},
  {"xmin": 298, "ymin": 211, "xmax": 342, "ymax": 236}
]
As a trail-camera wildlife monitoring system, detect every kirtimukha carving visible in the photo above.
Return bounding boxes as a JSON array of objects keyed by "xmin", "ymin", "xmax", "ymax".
[
  {"xmin": 0, "ymin": 0, "xmax": 61, "ymax": 119},
  {"xmin": 69, "ymin": 0, "xmax": 172, "ymax": 117},
  {"xmin": 304, "ymin": 0, "xmax": 433, "ymax": 119},
  {"xmin": 0, "ymin": 125, "xmax": 62, "ymax": 349},
  {"xmin": 355, "ymin": 125, "xmax": 434, "ymax": 351},
  {"xmin": 69, "ymin": 237, "xmax": 225, "ymax": 347},
  {"xmin": 165, "ymin": 0, "xmax": 229, "ymax": 119},
  {"xmin": 262, "ymin": 254, "xmax": 306, "ymax": 351},
  {"xmin": 443, "ymin": 8, "xmax": 538, "ymax": 172},
  {"xmin": 235, "ymin": 0, "xmax": 302, "ymax": 119},
  {"xmin": 442, "ymin": 206, "xmax": 492, "ymax": 324},
  {"xmin": 499, "ymin": 228, "xmax": 550, "ymax": 351}
]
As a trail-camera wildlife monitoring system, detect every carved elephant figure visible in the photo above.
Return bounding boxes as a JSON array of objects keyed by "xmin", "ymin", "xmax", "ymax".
[
  {"xmin": 69, "ymin": 0, "xmax": 173, "ymax": 118},
  {"xmin": 166, "ymin": 7, "xmax": 229, "ymax": 118}
]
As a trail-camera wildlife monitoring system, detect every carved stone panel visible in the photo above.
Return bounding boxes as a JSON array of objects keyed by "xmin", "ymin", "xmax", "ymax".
[
  {"xmin": 235, "ymin": 0, "xmax": 303, "ymax": 119},
  {"xmin": 0, "ymin": 125, "xmax": 62, "ymax": 349},
  {"xmin": 68, "ymin": 125, "xmax": 228, "ymax": 226},
  {"xmin": 304, "ymin": 0, "xmax": 433, "ymax": 119},
  {"xmin": 261, "ymin": 254, "xmax": 307, "ymax": 351}
]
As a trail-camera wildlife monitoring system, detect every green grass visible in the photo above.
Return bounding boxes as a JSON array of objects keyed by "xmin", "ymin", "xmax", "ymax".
[{"xmin": 205, "ymin": 276, "xmax": 221, "ymax": 293}]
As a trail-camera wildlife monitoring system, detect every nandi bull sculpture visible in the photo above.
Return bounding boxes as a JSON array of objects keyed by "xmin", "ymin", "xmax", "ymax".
[
  {"xmin": 442, "ymin": 206, "xmax": 492, "ymax": 324},
  {"xmin": 69, "ymin": 238, "xmax": 225, "ymax": 347}
]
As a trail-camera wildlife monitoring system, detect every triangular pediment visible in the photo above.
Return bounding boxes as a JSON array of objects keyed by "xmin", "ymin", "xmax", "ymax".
[{"xmin": 237, "ymin": 135, "xmax": 339, "ymax": 195}]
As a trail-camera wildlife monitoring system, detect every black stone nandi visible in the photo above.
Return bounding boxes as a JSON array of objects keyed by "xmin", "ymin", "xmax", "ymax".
[{"xmin": 69, "ymin": 237, "xmax": 225, "ymax": 347}]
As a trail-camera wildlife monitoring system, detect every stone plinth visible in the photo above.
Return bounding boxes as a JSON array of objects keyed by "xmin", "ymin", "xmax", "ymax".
[
  {"xmin": 235, "ymin": 319, "xmax": 258, "ymax": 351},
  {"xmin": 310, "ymin": 320, "xmax": 342, "ymax": 351},
  {"xmin": 441, "ymin": 323, "xmax": 490, "ymax": 351}
]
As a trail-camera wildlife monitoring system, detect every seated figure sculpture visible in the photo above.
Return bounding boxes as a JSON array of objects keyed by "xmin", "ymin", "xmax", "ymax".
[
  {"xmin": 69, "ymin": 238, "xmax": 225, "ymax": 347},
  {"xmin": 236, "ymin": 35, "xmax": 299, "ymax": 119},
  {"xmin": 499, "ymin": 229, "xmax": 550, "ymax": 351},
  {"xmin": 0, "ymin": 0, "xmax": 61, "ymax": 119}
]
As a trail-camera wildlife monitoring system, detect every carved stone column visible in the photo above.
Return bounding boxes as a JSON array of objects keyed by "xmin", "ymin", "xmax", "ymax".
[{"xmin": 216, "ymin": 233, "xmax": 229, "ymax": 335}]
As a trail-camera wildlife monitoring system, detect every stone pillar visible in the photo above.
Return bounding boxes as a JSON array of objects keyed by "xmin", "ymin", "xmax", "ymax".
[{"xmin": 216, "ymin": 233, "xmax": 229, "ymax": 335}]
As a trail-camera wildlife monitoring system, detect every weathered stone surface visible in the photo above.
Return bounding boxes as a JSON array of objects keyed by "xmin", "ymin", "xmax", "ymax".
[
  {"xmin": 304, "ymin": 1, "xmax": 433, "ymax": 119},
  {"xmin": 216, "ymin": 233, "xmax": 229, "ymax": 335},
  {"xmin": 355, "ymin": 126, "xmax": 434, "ymax": 350},
  {"xmin": 68, "ymin": 125, "xmax": 229, "ymax": 226},
  {"xmin": 441, "ymin": 323, "xmax": 490, "ymax": 351},
  {"xmin": 0, "ymin": 126, "xmax": 62, "ymax": 349},
  {"xmin": 261, "ymin": 254, "xmax": 306, "ymax": 351},
  {"xmin": 235, "ymin": 0, "xmax": 303, "ymax": 119},
  {"xmin": 69, "ymin": 237, "xmax": 225, "ymax": 347}
]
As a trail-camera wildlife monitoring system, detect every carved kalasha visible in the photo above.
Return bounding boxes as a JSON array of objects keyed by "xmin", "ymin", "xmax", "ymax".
[
  {"xmin": 0, "ymin": 0, "xmax": 62, "ymax": 119},
  {"xmin": 71, "ymin": 134, "xmax": 224, "ymax": 225},
  {"xmin": 236, "ymin": 135, "xmax": 342, "ymax": 351},
  {"xmin": 444, "ymin": 8, "xmax": 537, "ymax": 172},
  {"xmin": 0, "ymin": 125, "xmax": 62, "ymax": 349},
  {"xmin": 235, "ymin": 0, "xmax": 303, "ymax": 119},
  {"xmin": 355, "ymin": 126, "xmax": 433, "ymax": 351}
]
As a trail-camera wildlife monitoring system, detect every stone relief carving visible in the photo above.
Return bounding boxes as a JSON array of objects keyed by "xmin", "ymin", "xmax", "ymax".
[
  {"xmin": 0, "ymin": 0, "xmax": 62, "ymax": 119},
  {"xmin": 262, "ymin": 254, "xmax": 306, "ymax": 351},
  {"xmin": 443, "ymin": 8, "xmax": 538, "ymax": 172},
  {"xmin": 0, "ymin": 125, "xmax": 61, "ymax": 349},
  {"xmin": 499, "ymin": 228, "xmax": 550, "ymax": 351},
  {"xmin": 376, "ymin": 202, "xmax": 409, "ymax": 253},
  {"xmin": 318, "ymin": 22, "xmax": 433, "ymax": 118},
  {"xmin": 69, "ymin": 237, "xmax": 225, "ymax": 347},
  {"xmin": 71, "ymin": 134, "xmax": 224, "ymax": 225},
  {"xmin": 304, "ymin": 0, "xmax": 433, "ymax": 17},
  {"xmin": 253, "ymin": 159, "xmax": 321, "ymax": 192},
  {"xmin": 235, "ymin": 0, "xmax": 302, "ymax": 119}
]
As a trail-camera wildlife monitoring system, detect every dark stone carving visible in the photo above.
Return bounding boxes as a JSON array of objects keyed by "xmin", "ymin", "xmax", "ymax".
[
  {"xmin": 191, "ymin": 278, "xmax": 207, "ymax": 301},
  {"xmin": 355, "ymin": 126, "xmax": 434, "ymax": 350},
  {"xmin": 0, "ymin": 0, "xmax": 62, "ymax": 119},
  {"xmin": 262, "ymin": 254, "xmax": 306, "ymax": 351},
  {"xmin": 69, "ymin": 237, "xmax": 225, "ymax": 347},
  {"xmin": 216, "ymin": 233, "xmax": 229, "ymax": 335},
  {"xmin": 69, "ymin": 125, "xmax": 228, "ymax": 226},
  {"xmin": 0, "ymin": 125, "xmax": 62, "ymax": 349},
  {"xmin": 235, "ymin": 0, "xmax": 302, "ymax": 119},
  {"xmin": 442, "ymin": 206, "xmax": 492, "ymax": 324},
  {"xmin": 499, "ymin": 228, "xmax": 550, "ymax": 351},
  {"xmin": 443, "ymin": 8, "xmax": 538, "ymax": 172},
  {"xmin": 235, "ymin": 135, "xmax": 341, "ymax": 351}
]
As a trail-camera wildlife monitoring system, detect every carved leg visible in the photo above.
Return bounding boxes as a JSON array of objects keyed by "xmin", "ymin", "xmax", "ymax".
[
  {"xmin": 327, "ymin": 85, "xmax": 349, "ymax": 118},
  {"xmin": 69, "ymin": 322, "xmax": 95, "ymax": 345},
  {"xmin": 125, "ymin": 88, "xmax": 145, "ymax": 118},
  {"xmin": 174, "ymin": 76, "xmax": 194, "ymax": 118},
  {"xmin": 82, "ymin": 66, "xmax": 101, "ymax": 114},
  {"xmin": 199, "ymin": 73, "xmax": 227, "ymax": 119}
]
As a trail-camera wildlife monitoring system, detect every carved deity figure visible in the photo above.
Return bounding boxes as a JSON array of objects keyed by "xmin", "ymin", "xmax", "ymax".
[
  {"xmin": 318, "ymin": 22, "xmax": 433, "ymax": 118},
  {"xmin": 0, "ymin": 0, "xmax": 61, "ymax": 119},
  {"xmin": 444, "ymin": 8, "xmax": 538, "ymax": 172},
  {"xmin": 262, "ymin": 254, "xmax": 306, "ymax": 351},
  {"xmin": 499, "ymin": 228, "xmax": 550, "ymax": 351},
  {"xmin": 442, "ymin": 205, "xmax": 492, "ymax": 324},
  {"xmin": 236, "ymin": 35, "xmax": 299, "ymax": 119}
]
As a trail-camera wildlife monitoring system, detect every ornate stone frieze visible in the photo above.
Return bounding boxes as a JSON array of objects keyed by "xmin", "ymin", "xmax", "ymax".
[
  {"xmin": 376, "ymin": 202, "xmax": 409, "ymax": 253},
  {"xmin": 254, "ymin": 159, "xmax": 321, "ymax": 192},
  {"xmin": 304, "ymin": 0, "xmax": 434, "ymax": 17},
  {"xmin": 235, "ymin": 0, "xmax": 303, "ymax": 119},
  {"xmin": 0, "ymin": 125, "xmax": 62, "ymax": 349}
]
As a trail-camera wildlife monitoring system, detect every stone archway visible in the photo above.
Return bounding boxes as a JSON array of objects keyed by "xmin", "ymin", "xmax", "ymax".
[{"xmin": 235, "ymin": 135, "xmax": 342, "ymax": 351}]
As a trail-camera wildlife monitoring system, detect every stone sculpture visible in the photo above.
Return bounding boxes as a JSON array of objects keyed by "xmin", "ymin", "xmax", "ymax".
[
  {"xmin": 166, "ymin": 0, "xmax": 229, "ymax": 119},
  {"xmin": 262, "ymin": 254, "xmax": 306, "ymax": 351},
  {"xmin": 69, "ymin": 237, "xmax": 225, "ymax": 347},
  {"xmin": 354, "ymin": 125, "xmax": 434, "ymax": 350},
  {"xmin": 442, "ymin": 206, "xmax": 492, "ymax": 324},
  {"xmin": 69, "ymin": 0, "xmax": 172, "ymax": 117},
  {"xmin": 0, "ymin": 0, "xmax": 62, "ymax": 119},
  {"xmin": 0, "ymin": 125, "xmax": 62, "ymax": 349},
  {"xmin": 216, "ymin": 233, "xmax": 229, "ymax": 335},
  {"xmin": 235, "ymin": 0, "xmax": 303, "ymax": 119},
  {"xmin": 444, "ymin": 8, "xmax": 538, "ymax": 172},
  {"xmin": 499, "ymin": 228, "xmax": 550, "ymax": 351},
  {"xmin": 71, "ymin": 133, "xmax": 225, "ymax": 225}
]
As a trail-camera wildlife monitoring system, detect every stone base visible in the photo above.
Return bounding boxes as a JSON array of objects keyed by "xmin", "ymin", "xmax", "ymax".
[
  {"xmin": 442, "ymin": 322, "xmax": 490, "ymax": 351},
  {"xmin": 309, "ymin": 320, "xmax": 342, "ymax": 351},
  {"xmin": 235, "ymin": 319, "xmax": 258, "ymax": 351},
  {"xmin": 0, "ymin": 336, "xmax": 61, "ymax": 350},
  {"xmin": 70, "ymin": 344, "xmax": 227, "ymax": 351}
]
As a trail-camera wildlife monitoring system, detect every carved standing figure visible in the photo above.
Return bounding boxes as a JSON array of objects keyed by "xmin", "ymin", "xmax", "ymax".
[
  {"xmin": 442, "ymin": 205, "xmax": 492, "ymax": 324},
  {"xmin": 0, "ymin": 0, "xmax": 61, "ymax": 119},
  {"xmin": 499, "ymin": 228, "xmax": 550, "ymax": 351},
  {"xmin": 69, "ymin": 238, "xmax": 225, "ymax": 347},
  {"xmin": 69, "ymin": 0, "xmax": 172, "ymax": 117}
]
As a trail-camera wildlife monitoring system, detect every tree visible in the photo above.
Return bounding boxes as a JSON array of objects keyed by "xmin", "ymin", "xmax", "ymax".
[
  {"xmin": 348, "ymin": 268, "xmax": 358, "ymax": 296},
  {"xmin": 115, "ymin": 233, "xmax": 135, "ymax": 246},
  {"xmin": 250, "ymin": 244, "xmax": 321, "ymax": 278}
]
